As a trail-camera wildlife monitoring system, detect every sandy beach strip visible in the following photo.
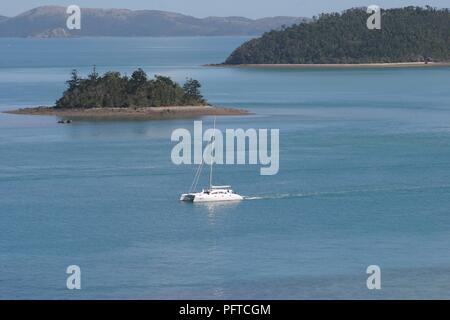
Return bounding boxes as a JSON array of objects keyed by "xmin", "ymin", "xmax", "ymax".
[
  {"xmin": 4, "ymin": 105, "xmax": 250, "ymax": 120},
  {"xmin": 208, "ymin": 62, "xmax": 450, "ymax": 69}
]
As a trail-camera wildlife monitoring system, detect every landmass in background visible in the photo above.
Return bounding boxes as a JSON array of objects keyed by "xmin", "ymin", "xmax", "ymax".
[{"xmin": 0, "ymin": 5, "xmax": 309, "ymax": 38}]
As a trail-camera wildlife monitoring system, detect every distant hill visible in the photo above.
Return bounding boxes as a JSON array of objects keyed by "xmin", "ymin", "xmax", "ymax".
[
  {"xmin": 224, "ymin": 6, "xmax": 450, "ymax": 64},
  {"xmin": 0, "ymin": 6, "xmax": 308, "ymax": 37}
]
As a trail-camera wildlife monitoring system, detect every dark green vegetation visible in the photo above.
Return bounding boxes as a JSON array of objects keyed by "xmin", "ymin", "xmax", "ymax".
[
  {"xmin": 56, "ymin": 68, "xmax": 207, "ymax": 108},
  {"xmin": 224, "ymin": 6, "xmax": 450, "ymax": 64}
]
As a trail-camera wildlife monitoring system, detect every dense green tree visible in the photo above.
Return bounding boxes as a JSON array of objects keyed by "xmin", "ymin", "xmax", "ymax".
[
  {"xmin": 224, "ymin": 7, "xmax": 450, "ymax": 65},
  {"xmin": 55, "ymin": 69, "xmax": 207, "ymax": 108},
  {"xmin": 128, "ymin": 68, "xmax": 148, "ymax": 93},
  {"xmin": 183, "ymin": 78, "xmax": 204, "ymax": 105},
  {"xmin": 67, "ymin": 69, "xmax": 81, "ymax": 89}
]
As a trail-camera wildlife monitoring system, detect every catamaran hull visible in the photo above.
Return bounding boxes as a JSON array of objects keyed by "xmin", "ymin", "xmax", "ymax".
[
  {"xmin": 180, "ymin": 193, "xmax": 243, "ymax": 202},
  {"xmin": 180, "ymin": 194, "xmax": 196, "ymax": 201},
  {"xmin": 193, "ymin": 194, "xmax": 244, "ymax": 202}
]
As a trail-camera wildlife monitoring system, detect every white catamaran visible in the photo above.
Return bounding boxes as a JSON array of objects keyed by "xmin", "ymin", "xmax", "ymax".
[{"xmin": 180, "ymin": 118, "xmax": 244, "ymax": 203}]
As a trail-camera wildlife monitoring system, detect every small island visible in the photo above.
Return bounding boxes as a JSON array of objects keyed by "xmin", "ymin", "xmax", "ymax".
[{"xmin": 6, "ymin": 68, "xmax": 248, "ymax": 119}]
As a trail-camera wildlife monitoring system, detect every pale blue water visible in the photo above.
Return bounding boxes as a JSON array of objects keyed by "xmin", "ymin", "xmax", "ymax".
[{"xmin": 1, "ymin": 37, "xmax": 450, "ymax": 299}]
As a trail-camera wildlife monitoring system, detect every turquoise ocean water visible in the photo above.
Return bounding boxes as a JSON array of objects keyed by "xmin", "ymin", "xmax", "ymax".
[{"xmin": 1, "ymin": 37, "xmax": 450, "ymax": 299}]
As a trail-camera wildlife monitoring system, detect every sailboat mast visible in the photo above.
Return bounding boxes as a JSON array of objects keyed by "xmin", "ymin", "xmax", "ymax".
[{"xmin": 209, "ymin": 117, "xmax": 216, "ymax": 189}]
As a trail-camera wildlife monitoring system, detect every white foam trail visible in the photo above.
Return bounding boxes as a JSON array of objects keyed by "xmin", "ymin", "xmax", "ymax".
[
  {"xmin": 243, "ymin": 184, "xmax": 450, "ymax": 201},
  {"xmin": 243, "ymin": 196, "xmax": 264, "ymax": 200},
  {"xmin": 244, "ymin": 193, "xmax": 303, "ymax": 200}
]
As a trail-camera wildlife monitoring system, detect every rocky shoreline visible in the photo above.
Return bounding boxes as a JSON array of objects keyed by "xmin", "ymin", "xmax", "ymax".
[{"xmin": 4, "ymin": 105, "xmax": 250, "ymax": 120}]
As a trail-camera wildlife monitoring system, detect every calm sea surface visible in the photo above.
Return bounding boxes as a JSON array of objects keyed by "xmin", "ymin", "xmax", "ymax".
[{"xmin": 1, "ymin": 37, "xmax": 450, "ymax": 299}]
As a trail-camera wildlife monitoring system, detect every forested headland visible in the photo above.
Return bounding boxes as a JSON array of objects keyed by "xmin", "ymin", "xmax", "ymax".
[{"xmin": 224, "ymin": 6, "xmax": 450, "ymax": 65}]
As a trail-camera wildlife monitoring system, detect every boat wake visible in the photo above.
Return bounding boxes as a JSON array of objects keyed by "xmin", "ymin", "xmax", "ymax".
[
  {"xmin": 243, "ymin": 193, "xmax": 308, "ymax": 200},
  {"xmin": 243, "ymin": 184, "xmax": 450, "ymax": 201},
  {"xmin": 243, "ymin": 196, "xmax": 265, "ymax": 200},
  {"xmin": 245, "ymin": 190, "xmax": 369, "ymax": 200}
]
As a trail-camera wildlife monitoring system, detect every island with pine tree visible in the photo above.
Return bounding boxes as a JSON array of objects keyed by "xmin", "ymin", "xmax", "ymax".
[{"xmin": 6, "ymin": 68, "xmax": 248, "ymax": 119}]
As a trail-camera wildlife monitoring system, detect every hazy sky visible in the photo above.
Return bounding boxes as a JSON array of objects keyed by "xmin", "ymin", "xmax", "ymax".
[{"xmin": 1, "ymin": 0, "xmax": 449, "ymax": 18}]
